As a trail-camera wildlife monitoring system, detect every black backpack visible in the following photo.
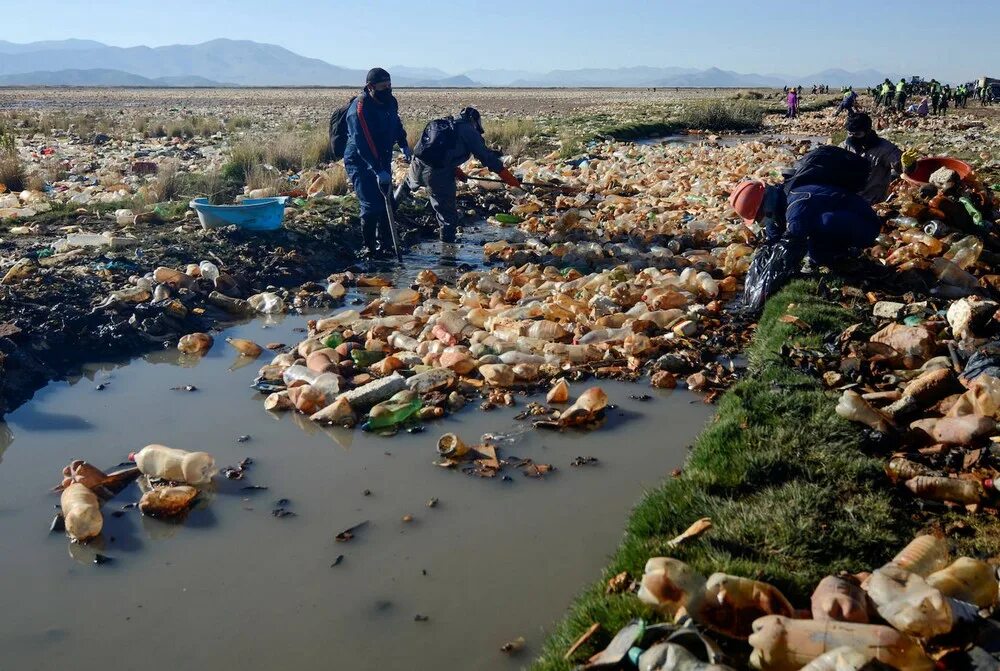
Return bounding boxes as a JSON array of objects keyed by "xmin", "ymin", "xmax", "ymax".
[
  {"xmin": 413, "ymin": 117, "xmax": 458, "ymax": 168},
  {"xmin": 783, "ymin": 145, "xmax": 871, "ymax": 195},
  {"xmin": 328, "ymin": 97, "xmax": 356, "ymax": 162}
]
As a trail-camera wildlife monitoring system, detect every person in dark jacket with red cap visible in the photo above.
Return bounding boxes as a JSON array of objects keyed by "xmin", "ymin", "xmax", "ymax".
[
  {"xmin": 729, "ymin": 179, "xmax": 881, "ymax": 268},
  {"xmin": 344, "ymin": 67, "xmax": 411, "ymax": 257}
]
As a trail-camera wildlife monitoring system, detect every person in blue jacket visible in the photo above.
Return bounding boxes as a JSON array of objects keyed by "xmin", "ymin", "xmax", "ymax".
[
  {"xmin": 730, "ymin": 179, "xmax": 882, "ymax": 268},
  {"xmin": 344, "ymin": 67, "xmax": 411, "ymax": 257}
]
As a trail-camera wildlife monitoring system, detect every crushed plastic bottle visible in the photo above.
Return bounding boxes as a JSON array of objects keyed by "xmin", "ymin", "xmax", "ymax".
[
  {"xmin": 131, "ymin": 444, "xmax": 216, "ymax": 485},
  {"xmin": 60, "ymin": 482, "xmax": 103, "ymax": 541}
]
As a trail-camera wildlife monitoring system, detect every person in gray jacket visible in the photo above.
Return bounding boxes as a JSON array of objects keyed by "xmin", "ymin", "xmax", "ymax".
[
  {"xmin": 839, "ymin": 113, "xmax": 908, "ymax": 204},
  {"xmin": 395, "ymin": 107, "xmax": 521, "ymax": 242}
]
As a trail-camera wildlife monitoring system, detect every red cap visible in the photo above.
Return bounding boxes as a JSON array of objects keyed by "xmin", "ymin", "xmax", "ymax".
[
  {"xmin": 729, "ymin": 180, "xmax": 767, "ymax": 225},
  {"xmin": 128, "ymin": 451, "xmax": 137, "ymax": 462}
]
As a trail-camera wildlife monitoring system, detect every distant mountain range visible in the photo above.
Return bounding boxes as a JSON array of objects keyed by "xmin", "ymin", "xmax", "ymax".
[{"xmin": 0, "ymin": 39, "xmax": 904, "ymax": 88}]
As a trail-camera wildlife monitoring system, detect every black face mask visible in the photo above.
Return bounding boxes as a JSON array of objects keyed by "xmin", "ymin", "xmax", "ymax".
[
  {"xmin": 846, "ymin": 131, "xmax": 878, "ymax": 152},
  {"xmin": 373, "ymin": 88, "xmax": 394, "ymax": 104}
]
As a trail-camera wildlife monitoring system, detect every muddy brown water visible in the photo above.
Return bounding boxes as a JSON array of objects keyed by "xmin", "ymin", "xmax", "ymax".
[{"xmin": 0, "ymin": 225, "xmax": 713, "ymax": 671}]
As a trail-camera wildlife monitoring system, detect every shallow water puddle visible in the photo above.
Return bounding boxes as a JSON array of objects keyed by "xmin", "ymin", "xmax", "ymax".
[{"xmin": 0, "ymin": 222, "xmax": 713, "ymax": 670}]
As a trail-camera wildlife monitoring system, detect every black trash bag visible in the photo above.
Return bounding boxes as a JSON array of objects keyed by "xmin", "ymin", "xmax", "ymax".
[
  {"xmin": 961, "ymin": 342, "xmax": 1000, "ymax": 383},
  {"xmin": 741, "ymin": 239, "xmax": 802, "ymax": 314}
]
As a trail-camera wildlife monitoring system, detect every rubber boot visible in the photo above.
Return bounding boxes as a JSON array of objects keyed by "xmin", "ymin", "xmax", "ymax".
[{"xmin": 361, "ymin": 215, "xmax": 378, "ymax": 258}]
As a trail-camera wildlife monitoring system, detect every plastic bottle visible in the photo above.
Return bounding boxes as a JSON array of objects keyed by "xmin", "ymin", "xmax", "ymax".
[
  {"xmin": 810, "ymin": 575, "xmax": 869, "ymax": 623},
  {"xmin": 61, "ymin": 482, "xmax": 103, "ymax": 541},
  {"xmin": 351, "ymin": 349, "xmax": 385, "ymax": 368},
  {"xmin": 132, "ymin": 444, "xmax": 216, "ymax": 485},
  {"xmin": 283, "ymin": 364, "xmax": 319, "ymax": 387},
  {"xmin": 198, "ymin": 260, "xmax": 220, "ymax": 283},
  {"xmin": 367, "ymin": 392, "xmax": 422, "ymax": 429},
  {"xmin": 699, "ymin": 574, "xmax": 795, "ymax": 639},
  {"xmin": 323, "ymin": 332, "xmax": 344, "ymax": 349},
  {"xmin": 889, "ymin": 535, "xmax": 950, "ymax": 577},
  {"xmin": 944, "ymin": 235, "xmax": 983, "ymax": 269},
  {"xmin": 835, "ymin": 390, "xmax": 892, "ymax": 433},
  {"xmin": 926, "ymin": 557, "xmax": 999, "ymax": 608},
  {"xmin": 958, "ymin": 197, "xmax": 985, "ymax": 228},
  {"xmin": 899, "ymin": 230, "xmax": 944, "ymax": 256},
  {"xmin": 577, "ymin": 326, "xmax": 632, "ymax": 345},
  {"xmin": 904, "ymin": 476, "xmax": 983, "ymax": 505},
  {"xmin": 248, "ymin": 292, "xmax": 285, "ymax": 314},
  {"xmin": 748, "ymin": 615, "xmax": 933, "ymax": 671},
  {"xmin": 931, "ymin": 257, "xmax": 979, "ymax": 291},
  {"xmin": 886, "ymin": 457, "xmax": 937, "ymax": 482},
  {"xmin": 208, "ymin": 291, "xmax": 254, "ymax": 316}
]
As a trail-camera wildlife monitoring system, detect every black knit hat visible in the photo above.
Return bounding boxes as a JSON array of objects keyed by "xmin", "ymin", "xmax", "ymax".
[{"xmin": 366, "ymin": 68, "xmax": 391, "ymax": 85}]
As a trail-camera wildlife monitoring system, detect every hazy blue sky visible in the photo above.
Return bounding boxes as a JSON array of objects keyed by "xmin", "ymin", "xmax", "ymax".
[{"xmin": 1, "ymin": 0, "xmax": 994, "ymax": 80}]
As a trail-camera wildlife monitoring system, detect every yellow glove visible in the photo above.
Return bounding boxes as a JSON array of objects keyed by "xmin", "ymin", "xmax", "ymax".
[{"xmin": 901, "ymin": 149, "xmax": 919, "ymax": 171}]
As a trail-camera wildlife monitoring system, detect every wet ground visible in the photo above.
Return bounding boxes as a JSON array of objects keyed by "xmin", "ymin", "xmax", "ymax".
[{"xmin": 0, "ymin": 220, "xmax": 714, "ymax": 671}]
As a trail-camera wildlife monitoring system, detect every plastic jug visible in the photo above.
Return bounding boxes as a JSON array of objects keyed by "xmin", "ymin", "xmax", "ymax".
[
  {"xmin": 699, "ymin": 573, "xmax": 795, "ymax": 639},
  {"xmin": 132, "ymin": 444, "xmax": 216, "ymax": 485},
  {"xmin": 926, "ymin": 557, "xmax": 999, "ymax": 608},
  {"xmin": 198, "ymin": 260, "xmax": 220, "ymax": 283},
  {"xmin": 61, "ymin": 482, "xmax": 103, "ymax": 541},
  {"xmin": 811, "ymin": 575, "xmax": 869, "ymax": 623},
  {"xmin": 283, "ymin": 365, "xmax": 319, "ymax": 387},
  {"xmin": 748, "ymin": 615, "xmax": 933, "ymax": 671}
]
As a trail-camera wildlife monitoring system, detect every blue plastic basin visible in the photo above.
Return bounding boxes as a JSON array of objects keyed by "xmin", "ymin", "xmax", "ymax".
[{"xmin": 189, "ymin": 197, "xmax": 289, "ymax": 231}]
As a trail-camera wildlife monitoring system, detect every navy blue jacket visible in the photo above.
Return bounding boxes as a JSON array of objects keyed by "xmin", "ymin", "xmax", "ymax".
[
  {"xmin": 344, "ymin": 89, "xmax": 407, "ymax": 174},
  {"xmin": 765, "ymin": 184, "xmax": 881, "ymax": 265},
  {"xmin": 434, "ymin": 119, "xmax": 505, "ymax": 173}
]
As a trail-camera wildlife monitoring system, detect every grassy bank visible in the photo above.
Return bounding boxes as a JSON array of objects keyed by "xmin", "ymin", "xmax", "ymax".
[{"xmin": 531, "ymin": 279, "xmax": 917, "ymax": 670}]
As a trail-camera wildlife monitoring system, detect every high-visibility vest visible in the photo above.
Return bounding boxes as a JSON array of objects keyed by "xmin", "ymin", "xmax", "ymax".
[{"xmin": 896, "ymin": 81, "xmax": 906, "ymax": 93}]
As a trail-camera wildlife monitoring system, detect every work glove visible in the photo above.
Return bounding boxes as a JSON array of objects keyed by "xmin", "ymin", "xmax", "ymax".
[
  {"xmin": 454, "ymin": 167, "xmax": 468, "ymax": 183},
  {"xmin": 498, "ymin": 168, "xmax": 521, "ymax": 189},
  {"xmin": 376, "ymin": 170, "xmax": 392, "ymax": 189},
  {"xmin": 401, "ymin": 146, "xmax": 412, "ymax": 163},
  {"xmin": 901, "ymin": 148, "xmax": 919, "ymax": 172}
]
